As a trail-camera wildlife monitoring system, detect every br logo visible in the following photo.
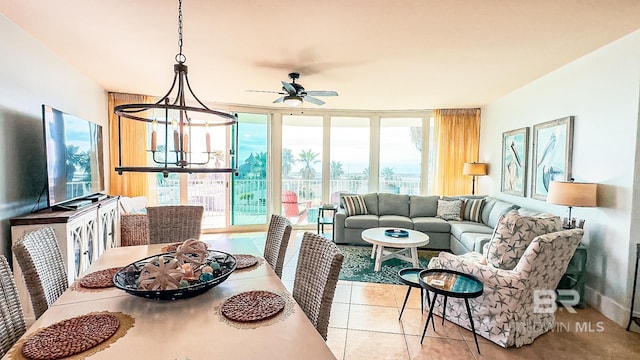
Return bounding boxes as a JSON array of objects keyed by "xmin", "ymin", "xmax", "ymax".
[{"xmin": 533, "ymin": 289, "xmax": 579, "ymax": 314}]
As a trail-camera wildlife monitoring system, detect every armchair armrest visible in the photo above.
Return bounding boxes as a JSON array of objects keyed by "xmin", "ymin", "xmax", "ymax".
[{"xmin": 430, "ymin": 252, "xmax": 526, "ymax": 290}]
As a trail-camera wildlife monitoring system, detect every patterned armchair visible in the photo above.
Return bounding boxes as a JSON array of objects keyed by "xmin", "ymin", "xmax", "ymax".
[{"xmin": 427, "ymin": 228, "xmax": 584, "ymax": 348}]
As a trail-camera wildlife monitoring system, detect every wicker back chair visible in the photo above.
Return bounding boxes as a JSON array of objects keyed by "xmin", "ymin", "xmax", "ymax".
[
  {"xmin": 0, "ymin": 255, "xmax": 26, "ymax": 358},
  {"xmin": 146, "ymin": 205, "xmax": 204, "ymax": 244},
  {"xmin": 120, "ymin": 213, "xmax": 150, "ymax": 246},
  {"xmin": 292, "ymin": 232, "xmax": 344, "ymax": 340},
  {"xmin": 12, "ymin": 227, "xmax": 68, "ymax": 319},
  {"xmin": 263, "ymin": 214, "xmax": 292, "ymax": 278}
]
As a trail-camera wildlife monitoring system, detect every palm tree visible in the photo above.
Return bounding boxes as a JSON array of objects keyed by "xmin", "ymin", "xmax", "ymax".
[
  {"xmin": 362, "ymin": 167, "xmax": 369, "ymax": 178},
  {"xmin": 282, "ymin": 148, "xmax": 295, "ymax": 178},
  {"xmin": 298, "ymin": 149, "xmax": 320, "ymax": 180},
  {"xmin": 382, "ymin": 167, "xmax": 395, "ymax": 181},
  {"xmin": 251, "ymin": 152, "xmax": 267, "ymax": 179},
  {"xmin": 330, "ymin": 161, "xmax": 344, "ymax": 179}
]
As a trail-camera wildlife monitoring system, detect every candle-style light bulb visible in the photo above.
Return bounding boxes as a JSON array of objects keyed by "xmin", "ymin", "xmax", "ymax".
[
  {"xmin": 171, "ymin": 118, "xmax": 179, "ymax": 151},
  {"xmin": 183, "ymin": 125, "xmax": 189, "ymax": 154},
  {"xmin": 151, "ymin": 120, "xmax": 158, "ymax": 151},
  {"xmin": 205, "ymin": 122, "xmax": 211, "ymax": 153}
]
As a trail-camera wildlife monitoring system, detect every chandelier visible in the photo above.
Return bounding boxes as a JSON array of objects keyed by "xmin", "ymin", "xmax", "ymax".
[{"xmin": 114, "ymin": 0, "xmax": 238, "ymax": 178}]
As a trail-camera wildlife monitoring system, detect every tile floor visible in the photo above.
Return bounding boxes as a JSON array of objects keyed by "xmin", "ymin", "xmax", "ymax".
[{"xmin": 203, "ymin": 231, "xmax": 640, "ymax": 360}]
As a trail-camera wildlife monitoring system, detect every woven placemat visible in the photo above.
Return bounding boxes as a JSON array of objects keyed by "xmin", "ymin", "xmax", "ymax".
[
  {"xmin": 161, "ymin": 242, "xmax": 182, "ymax": 252},
  {"xmin": 221, "ymin": 290, "xmax": 286, "ymax": 322},
  {"xmin": 10, "ymin": 311, "xmax": 135, "ymax": 360},
  {"xmin": 216, "ymin": 290, "xmax": 295, "ymax": 330},
  {"xmin": 22, "ymin": 314, "xmax": 118, "ymax": 359},
  {"xmin": 233, "ymin": 254, "xmax": 259, "ymax": 269},
  {"xmin": 78, "ymin": 267, "xmax": 121, "ymax": 289}
]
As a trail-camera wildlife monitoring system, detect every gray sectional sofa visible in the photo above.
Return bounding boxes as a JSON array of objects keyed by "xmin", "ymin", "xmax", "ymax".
[{"xmin": 334, "ymin": 193, "xmax": 521, "ymax": 254}]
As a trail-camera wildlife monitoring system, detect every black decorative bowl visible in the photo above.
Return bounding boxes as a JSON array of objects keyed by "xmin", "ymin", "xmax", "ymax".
[
  {"xmin": 385, "ymin": 229, "xmax": 409, "ymax": 238},
  {"xmin": 113, "ymin": 250, "xmax": 236, "ymax": 301}
]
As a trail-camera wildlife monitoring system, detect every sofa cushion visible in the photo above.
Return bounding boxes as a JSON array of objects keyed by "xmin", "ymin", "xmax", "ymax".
[
  {"xmin": 459, "ymin": 232, "xmax": 493, "ymax": 253},
  {"xmin": 485, "ymin": 199, "xmax": 519, "ymax": 228},
  {"xmin": 378, "ymin": 193, "xmax": 409, "ymax": 217},
  {"xmin": 379, "ymin": 215, "xmax": 413, "ymax": 229},
  {"xmin": 461, "ymin": 198, "xmax": 484, "ymax": 222},
  {"xmin": 344, "ymin": 214, "xmax": 379, "ymax": 229},
  {"xmin": 449, "ymin": 221, "xmax": 493, "ymax": 240},
  {"xmin": 486, "ymin": 210, "xmax": 562, "ymax": 270},
  {"xmin": 412, "ymin": 217, "xmax": 451, "ymax": 233},
  {"xmin": 362, "ymin": 193, "xmax": 379, "ymax": 215},
  {"xmin": 409, "ymin": 195, "xmax": 439, "ymax": 218},
  {"xmin": 436, "ymin": 199, "xmax": 462, "ymax": 221},
  {"xmin": 340, "ymin": 195, "xmax": 368, "ymax": 216}
]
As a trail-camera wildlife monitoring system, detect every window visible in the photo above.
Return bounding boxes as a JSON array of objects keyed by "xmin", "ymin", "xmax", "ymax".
[
  {"xmin": 282, "ymin": 115, "xmax": 323, "ymax": 225},
  {"xmin": 330, "ymin": 116, "xmax": 370, "ymax": 201},
  {"xmin": 379, "ymin": 117, "xmax": 422, "ymax": 195}
]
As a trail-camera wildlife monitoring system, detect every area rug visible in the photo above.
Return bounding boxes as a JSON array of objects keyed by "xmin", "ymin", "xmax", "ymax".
[{"xmin": 337, "ymin": 245, "xmax": 440, "ymax": 285}]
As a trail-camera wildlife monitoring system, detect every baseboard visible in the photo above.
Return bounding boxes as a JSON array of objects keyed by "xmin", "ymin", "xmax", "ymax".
[{"xmin": 584, "ymin": 285, "xmax": 634, "ymax": 327}]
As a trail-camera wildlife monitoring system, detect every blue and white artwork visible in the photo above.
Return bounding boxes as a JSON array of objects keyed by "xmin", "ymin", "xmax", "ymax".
[
  {"xmin": 502, "ymin": 127, "xmax": 529, "ymax": 196},
  {"xmin": 532, "ymin": 117, "xmax": 574, "ymax": 200}
]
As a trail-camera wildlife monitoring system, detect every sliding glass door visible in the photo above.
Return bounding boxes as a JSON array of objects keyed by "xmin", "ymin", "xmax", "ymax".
[
  {"xmin": 232, "ymin": 113, "xmax": 268, "ymax": 226},
  {"xmin": 282, "ymin": 115, "xmax": 323, "ymax": 225},
  {"xmin": 151, "ymin": 112, "xmax": 268, "ymax": 229}
]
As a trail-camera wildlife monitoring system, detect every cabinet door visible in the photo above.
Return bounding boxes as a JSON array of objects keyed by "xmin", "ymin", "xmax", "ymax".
[
  {"xmin": 68, "ymin": 212, "xmax": 99, "ymax": 280},
  {"xmin": 98, "ymin": 200, "xmax": 119, "ymax": 256}
]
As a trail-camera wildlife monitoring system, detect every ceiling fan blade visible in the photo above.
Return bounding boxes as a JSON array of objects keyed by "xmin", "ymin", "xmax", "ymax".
[
  {"xmin": 246, "ymin": 90, "xmax": 286, "ymax": 94},
  {"xmin": 303, "ymin": 96, "xmax": 325, "ymax": 105},
  {"xmin": 281, "ymin": 81, "xmax": 296, "ymax": 95},
  {"xmin": 305, "ymin": 90, "xmax": 338, "ymax": 97},
  {"xmin": 273, "ymin": 96, "xmax": 285, "ymax": 103}
]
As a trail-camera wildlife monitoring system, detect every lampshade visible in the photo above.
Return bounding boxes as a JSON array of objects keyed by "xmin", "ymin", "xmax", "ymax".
[
  {"xmin": 547, "ymin": 181, "xmax": 597, "ymax": 207},
  {"xmin": 284, "ymin": 95, "xmax": 303, "ymax": 107},
  {"xmin": 463, "ymin": 162, "xmax": 488, "ymax": 176}
]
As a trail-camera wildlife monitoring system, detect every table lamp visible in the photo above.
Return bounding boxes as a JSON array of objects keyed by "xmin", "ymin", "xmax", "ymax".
[
  {"xmin": 463, "ymin": 162, "xmax": 488, "ymax": 195},
  {"xmin": 547, "ymin": 179, "xmax": 597, "ymax": 229}
]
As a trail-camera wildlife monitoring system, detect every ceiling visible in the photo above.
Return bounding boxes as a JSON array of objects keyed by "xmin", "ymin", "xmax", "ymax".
[{"xmin": 2, "ymin": 0, "xmax": 640, "ymax": 111}]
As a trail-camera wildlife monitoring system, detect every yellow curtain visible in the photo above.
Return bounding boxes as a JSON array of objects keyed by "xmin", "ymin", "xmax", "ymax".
[
  {"xmin": 108, "ymin": 93, "xmax": 154, "ymax": 198},
  {"xmin": 433, "ymin": 108, "xmax": 481, "ymax": 196}
]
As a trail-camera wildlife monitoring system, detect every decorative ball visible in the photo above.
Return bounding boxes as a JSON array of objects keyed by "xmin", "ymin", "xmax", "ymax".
[
  {"xmin": 210, "ymin": 262, "xmax": 221, "ymax": 271},
  {"xmin": 199, "ymin": 272, "xmax": 214, "ymax": 282},
  {"xmin": 202, "ymin": 266, "xmax": 213, "ymax": 274},
  {"xmin": 179, "ymin": 279, "xmax": 189, "ymax": 288}
]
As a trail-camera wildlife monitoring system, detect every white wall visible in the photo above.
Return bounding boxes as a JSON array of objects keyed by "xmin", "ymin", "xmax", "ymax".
[
  {"xmin": 480, "ymin": 30, "xmax": 640, "ymax": 325},
  {"xmin": 0, "ymin": 15, "xmax": 107, "ymax": 258}
]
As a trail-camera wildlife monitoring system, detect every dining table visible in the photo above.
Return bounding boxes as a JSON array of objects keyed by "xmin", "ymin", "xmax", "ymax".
[{"xmin": 2, "ymin": 243, "xmax": 336, "ymax": 359}]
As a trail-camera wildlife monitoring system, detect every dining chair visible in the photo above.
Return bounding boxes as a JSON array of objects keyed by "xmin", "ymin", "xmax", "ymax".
[
  {"xmin": 11, "ymin": 226, "xmax": 68, "ymax": 319},
  {"xmin": 0, "ymin": 254, "xmax": 26, "ymax": 358},
  {"xmin": 146, "ymin": 205, "xmax": 204, "ymax": 244},
  {"xmin": 263, "ymin": 214, "xmax": 292, "ymax": 278},
  {"xmin": 120, "ymin": 213, "xmax": 150, "ymax": 246},
  {"xmin": 293, "ymin": 231, "xmax": 344, "ymax": 340}
]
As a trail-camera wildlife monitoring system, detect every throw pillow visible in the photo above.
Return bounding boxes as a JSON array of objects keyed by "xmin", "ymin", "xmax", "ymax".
[
  {"xmin": 340, "ymin": 195, "xmax": 368, "ymax": 216},
  {"xmin": 485, "ymin": 210, "xmax": 562, "ymax": 270},
  {"xmin": 462, "ymin": 198, "xmax": 484, "ymax": 223},
  {"xmin": 435, "ymin": 199, "xmax": 462, "ymax": 221}
]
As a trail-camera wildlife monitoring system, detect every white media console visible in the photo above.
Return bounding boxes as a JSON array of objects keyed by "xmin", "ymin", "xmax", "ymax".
[{"xmin": 10, "ymin": 196, "xmax": 120, "ymax": 323}]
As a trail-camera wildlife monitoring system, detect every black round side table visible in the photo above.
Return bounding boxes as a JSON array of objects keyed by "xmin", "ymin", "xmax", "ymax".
[
  {"xmin": 397, "ymin": 268, "xmax": 432, "ymax": 321},
  {"xmin": 418, "ymin": 268, "xmax": 484, "ymax": 354}
]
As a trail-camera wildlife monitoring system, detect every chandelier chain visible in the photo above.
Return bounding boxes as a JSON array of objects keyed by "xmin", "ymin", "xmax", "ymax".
[{"xmin": 177, "ymin": 0, "xmax": 185, "ymax": 63}]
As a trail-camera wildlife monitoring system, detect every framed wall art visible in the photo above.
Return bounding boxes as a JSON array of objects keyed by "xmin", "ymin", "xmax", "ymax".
[
  {"xmin": 531, "ymin": 116, "xmax": 574, "ymax": 200},
  {"xmin": 501, "ymin": 127, "xmax": 529, "ymax": 196}
]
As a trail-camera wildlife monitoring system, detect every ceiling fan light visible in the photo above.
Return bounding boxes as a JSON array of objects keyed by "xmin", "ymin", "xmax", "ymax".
[{"xmin": 284, "ymin": 95, "xmax": 303, "ymax": 107}]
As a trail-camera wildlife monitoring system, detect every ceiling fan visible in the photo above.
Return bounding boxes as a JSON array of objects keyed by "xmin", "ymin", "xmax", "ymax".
[{"xmin": 247, "ymin": 72, "xmax": 338, "ymax": 106}]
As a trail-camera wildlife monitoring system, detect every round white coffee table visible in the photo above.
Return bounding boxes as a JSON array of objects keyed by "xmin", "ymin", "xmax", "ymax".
[{"xmin": 361, "ymin": 228, "xmax": 430, "ymax": 272}]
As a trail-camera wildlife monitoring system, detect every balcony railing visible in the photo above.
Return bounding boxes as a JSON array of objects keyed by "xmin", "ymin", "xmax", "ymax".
[{"xmin": 154, "ymin": 177, "xmax": 420, "ymax": 227}]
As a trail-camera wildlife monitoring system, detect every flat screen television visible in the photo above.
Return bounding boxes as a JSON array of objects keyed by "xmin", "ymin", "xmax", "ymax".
[{"xmin": 42, "ymin": 105, "xmax": 105, "ymax": 207}]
